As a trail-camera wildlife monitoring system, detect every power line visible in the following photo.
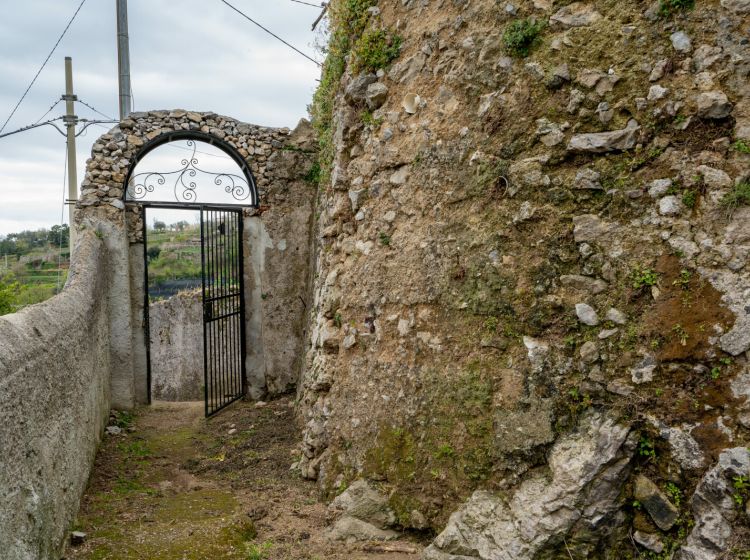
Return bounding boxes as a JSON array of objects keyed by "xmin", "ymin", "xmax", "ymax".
[
  {"xmin": 77, "ymin": 99, "xmax": 115, "ymax": 121},
  {"xmin": 0, "ymin": 0, "xmax": 88, "ymax": 134},
  {"xmin": 289, "ymin": 0, "xmax": 324, "ymax": 7},
  {"xmin": 0, "ymin": 117, "xmax": 66, "ymax": 140},
  {"xmin": 218, "ymin": 0, "xmax": 321, "ymax": 67}
]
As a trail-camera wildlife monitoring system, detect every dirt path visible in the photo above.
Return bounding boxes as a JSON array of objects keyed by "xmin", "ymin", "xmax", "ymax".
[{"xmin": 66, "ymin": 398, "xmax": 424, "ymax": 560}]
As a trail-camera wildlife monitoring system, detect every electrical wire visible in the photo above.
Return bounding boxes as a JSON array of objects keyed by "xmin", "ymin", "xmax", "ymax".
[
  {"xmin": 77, "ymin": 99, "xmax": 115, "ymax": 121},
  {"xmin": 0, "ymin": 117, "xmax": 66, "ymax": 140},
  {"xmin": 289, "ymin": 0, "xmax": 324, "ymax": 7},
  {"xmin": 35, "ymin": 99, "xmax": 62, "ymax": 124},
  {"xmin": 0, "ymin": 0, "xmax": 88, "ymax": 134},
  {"xmin": 218, "ymin": 0, "xmax": 321, "ymax": 66}
]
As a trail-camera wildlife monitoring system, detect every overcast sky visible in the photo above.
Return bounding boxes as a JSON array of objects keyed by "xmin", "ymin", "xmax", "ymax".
[{"xmin": 0, "ymin": 0, "xmax": 324, "ymax": 236}]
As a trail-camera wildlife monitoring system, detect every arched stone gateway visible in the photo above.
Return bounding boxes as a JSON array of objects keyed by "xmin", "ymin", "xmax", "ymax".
[{"xmin": 77, "ymin": 110, "xmax": 318, "ymax": 409}]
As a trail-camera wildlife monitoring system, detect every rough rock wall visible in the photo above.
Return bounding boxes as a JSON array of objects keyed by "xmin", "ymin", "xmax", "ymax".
[
  {"xmin": 300, "ymin": 0, "xmax": 750, "ymax": 557},
  {"xmin": 149, "ymin": 290, "xmax": 204, "ymax": 401},
  {"xmin": 0, "ymin": 231, "xmax": 111, "ymax": 560}
]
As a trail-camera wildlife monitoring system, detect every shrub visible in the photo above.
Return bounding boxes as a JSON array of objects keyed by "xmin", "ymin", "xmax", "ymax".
[
  {"xmin": 0, "ymin": 277, "xmax": 19, "ymax": 315},
  {"xmin": 659, "ymin": 0, "xmax": 695, "ymax": 17},
  {"xmin": 352, "ymin": 28, "xmax": 402, "ymax": 73},
  {"xmin": 309, "ymin": 0, "xmax": 379, "ymax": 186},
  {"xmin": 503, "ymin": 18, "xmax": 545, "ymax": 57}
]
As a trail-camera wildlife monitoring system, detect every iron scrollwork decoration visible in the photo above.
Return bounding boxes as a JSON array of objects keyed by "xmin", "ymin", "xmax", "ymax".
[{"xmin": 126, "ymin": 140, "xmax": 255, "ymax": 204}]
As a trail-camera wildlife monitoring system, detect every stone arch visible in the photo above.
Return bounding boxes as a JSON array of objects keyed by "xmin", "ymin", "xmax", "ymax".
[
  {"xmin": 122, "ymin": 129, "xmax": 260, "ymax": 208},
  {"xmin": 75, "ymin": 110, "xmax": 318, "ymax": 409}
]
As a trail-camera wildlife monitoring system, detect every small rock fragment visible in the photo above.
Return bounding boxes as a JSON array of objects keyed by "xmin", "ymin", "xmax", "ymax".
[
  {"xmin": 575, "ymin": 303, "xmax": 600, "ymax": 326},
  {"xmin": 550, "ymin": 2, "xmax": 602, "ymax": 27},
  {"xmin": 574, "ymin": 168, "xmax": 602, "ymax": 190},
  {"xmin": 567, "ymin": 120, "xmax": 640, "ymax": 153},
  {"xmin": 605, "ymin": 308, "xmax": 627, "ymax": 325},
  {"xmin": 365, "ymin": 82, "xmax": 389, "ymax": 110},
  {"xmin": 634, "ymin": 475, "xmax": 679, "ymax": 531},
  {"xmin": 658, "ymin": 195, "xmax": 683, "ymax": 216},
  {"xmin": 647, "ymin": 85, "xmax": 668, "ymax": 101},
  {"xmin": 634, "ymin": 531, "xmax": 664, "ymax": 553},
  {"xmin": 579, "ymin": 341, "xmax": 599, "ymax": 364},
  {"xmin": 670, "ymin": 31, "xmax": 692, "ymax": 53},
  {"xmin": 631, "ymin": 355, "xmax": 657, "ymax": 384},
  {"xmin": 696, "ymin": 91, "xmax": 733, "ymax": 119},
  {"xmin": 647, "ymin": 179, "xmax": 672, "ymax": 198}
]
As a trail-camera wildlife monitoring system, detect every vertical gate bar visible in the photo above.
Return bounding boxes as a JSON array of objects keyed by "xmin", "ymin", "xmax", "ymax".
[
  {"xmin": 227, "ymin": 212, "xmax": 237, "ymax": 399},
  {"xmin": 234, "ymin": 210, "xmax": 245, "ymax": 397},
  {"xmin": 216, "ymin": 209, "xmax": 224, "ymax": 406},
  {"xmin": 143, "ymin": 207, "xmax": 152, "ymax": 405},
  {"xmin": 238, "ymin": 210, "xmax": 248, "ymax": 399},
  {"xmin": 206, "ymin": 210, "xmax": 216, "ymax": 412},
  {"xmin": 200, "ymin": 207, "xmax": 209, "ymax": 417},
  {"xmin": 216, "ymin": 208, "xmax": 227, "ymax": 406},
  {"xmin": 220, "ymin": 210, "xmax": 227, "ymax": 405},
  {"xmin": 209, "ymin": 209, "xmax": 215, "ymax": 414},
  {"xmin": 224, "ymin": 212, "xmax": 236, "ymax": 400},
  {"xmin": 211, "ymin": 210, "xmax": 221, "ymax": 409},
  {"xmin": 233, "ymin": 211, "xmax": 239, "ymax": 397},
  {"xmin": 222, "ymin": 212, "xmax": 234, "ymax": 400},
  {"xmin": 231, "ymin": 211, "xmax": 238, "ymax": 397}
]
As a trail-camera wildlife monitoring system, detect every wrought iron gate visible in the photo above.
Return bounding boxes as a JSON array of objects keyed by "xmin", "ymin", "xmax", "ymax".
[{"xmin": 200, "ymin": 207, "xmax": 246, "ymax": 416}]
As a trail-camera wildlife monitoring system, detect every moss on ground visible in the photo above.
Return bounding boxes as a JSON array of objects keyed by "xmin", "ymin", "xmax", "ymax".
[{"xmin": 363, "ymin": 365, "xmax": 495, "ymax": 530}]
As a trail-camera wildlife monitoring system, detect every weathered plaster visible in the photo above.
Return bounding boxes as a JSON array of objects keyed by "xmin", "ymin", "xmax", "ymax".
[{"xmin": 0, "ymin": 231, "xmax": 110, "ymax": 560}]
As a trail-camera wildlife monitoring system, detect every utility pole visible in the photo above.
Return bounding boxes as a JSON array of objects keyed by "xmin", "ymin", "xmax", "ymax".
[
  {"xmin": 116, "ymin": 0, "xmax": 132, "ymax": 120},
  {"xmin": 63, "ymin": 57, "xmax": 78, "ymax": 254}
]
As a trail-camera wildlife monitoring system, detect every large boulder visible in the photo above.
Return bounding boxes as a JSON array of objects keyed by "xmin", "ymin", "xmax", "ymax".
[{"xmin": 424, "ymin": 413, "xmax": 635, "ymax": 559}]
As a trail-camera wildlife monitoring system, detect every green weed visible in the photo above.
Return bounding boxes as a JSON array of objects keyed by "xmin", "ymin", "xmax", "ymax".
[
  {"xmin": 378, "ymin": 232, "xmax": 391, "ymax": 246},
  {"xmin": 682, "ymin": 189, "xmax": 697, "ymax": 209},
  {"xmin": 734, "ymin": 475, "xmax": 750, "ymax": 507},
  {"xmin": 503, "ymin": 18, "xmax": 545, "ymax": 57},
  {"xmin": 361, "ymin": 110, "xmax": 383, "ymax": 127},
  {"xmin": 659, "ymin": 0, "xmax": 695, "ymax": 17},
  {"xmin": 435, "ymin": 444, "xmax": 456, "ymax": 460},
  {"xmin": 665, "ymin": 482, "xmax": 682, "ymax": 507},
  {"xmin": 672, "ymin": 323, "xmax": 689, "ymax": 346},
  {"xmin": 732, "ymin": 139, "xmax": 750, "ymax": 154},
  {"xmin": 638, "ymin": 435, "xmax": 657, "ymax": 461},
  {"xmin": 304, "ymin": 161, "xmax": 321, "ymax": 185},
  {"xmin": 352, "ymin": 28, "xmax": 402, "ymax": 73},
  {"xmin": 631, "ymin": 266, "xmax": 659, "ymax": 289},
  {"xmin": 720, "ymin": 182, "xmax": 750, "ymax": 217},
  {"xmin": 245, "ymin": 541, "xmax": 273, "ymax": 560},
  {"xmin": 673, "ymin": 269, "xmax": 691, "ymax": 290},
  {"xmin": 483, "ymin": 316, "xmax": 499, "ymax": 333}
]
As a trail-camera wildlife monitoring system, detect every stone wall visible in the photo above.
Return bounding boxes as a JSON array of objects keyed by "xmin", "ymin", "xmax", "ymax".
[
  {"xmin": 149, "ymin": 290, "xmax": 204, "ymax": 401},
  {"xmin": 0, "ymin": 231, "xmax": 111, "ymax": 560},
  {"xmin": 300, "ymin": 0, "xmax": 750, "ymax": 557}
]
